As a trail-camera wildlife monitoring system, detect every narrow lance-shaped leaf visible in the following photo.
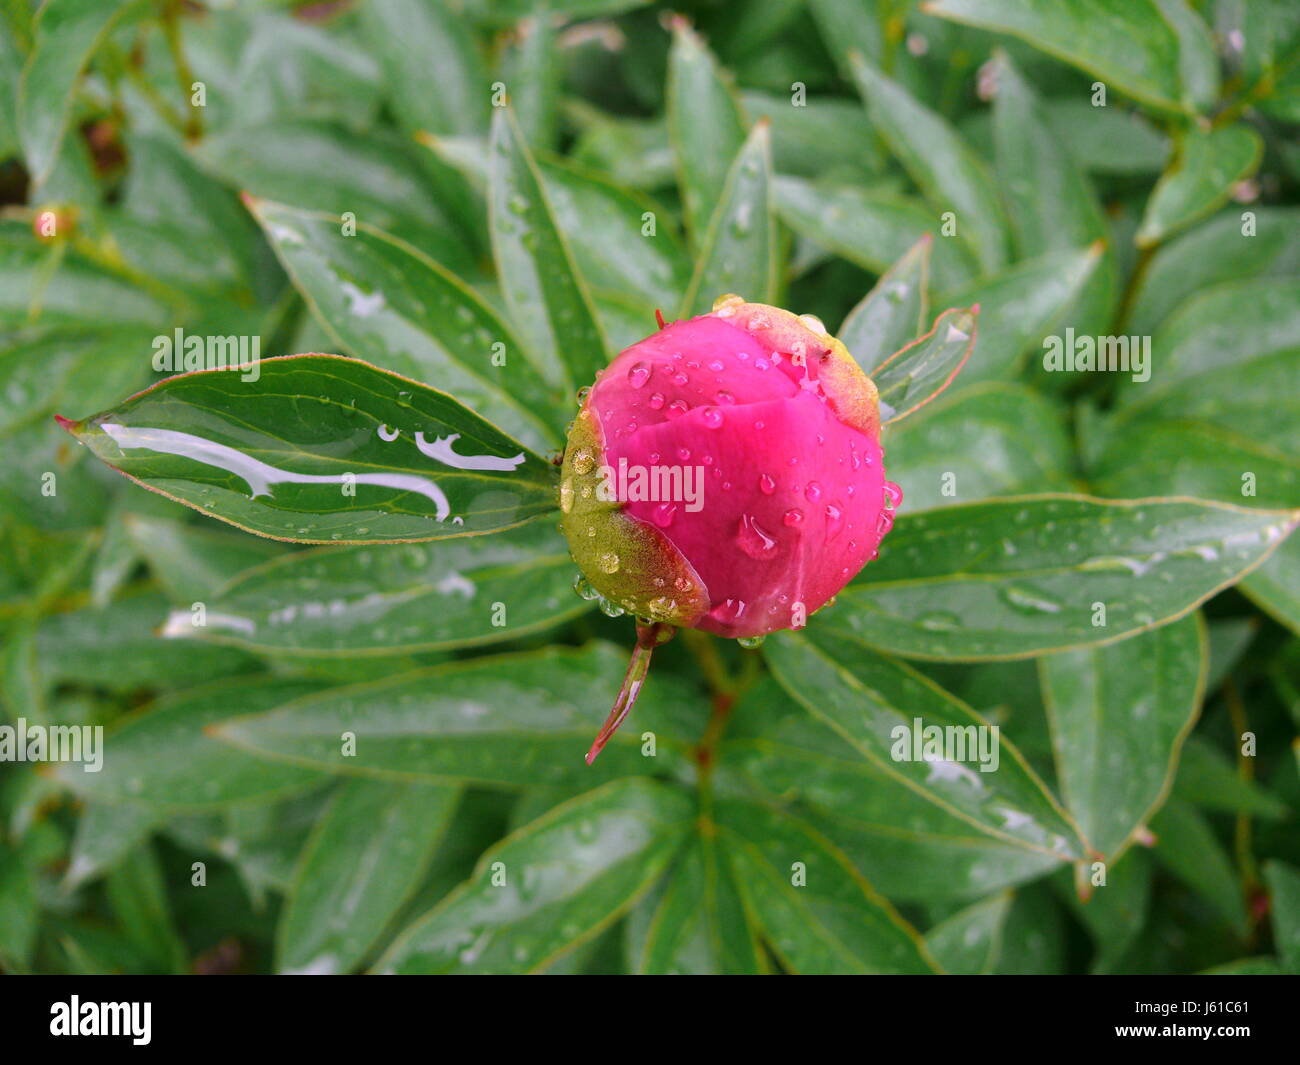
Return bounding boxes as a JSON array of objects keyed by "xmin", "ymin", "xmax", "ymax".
[
  {"xmin": 374, "ymin": 779, "xmax": 694, "ymax": 974},
  {"xmin": 1039, "ymin": 613, "xmax": 1205, "ymax": 862},
  {"xmin": 247, "ymin": 198, "xmax": 561, "ymax": 452},
  {"xmin": 924, "ymin": 892, "xmax": 1013, "ymax": 975},
  {"xmin": 838, "ymin": 235, "xmax": 931, "ymax": 373},
  {"xmin": 488, "ymin": 107, "xmax": 610, "ymax": 394},
  {"xmin": 924, "ymin": 0, "xmax": 1188, "ymax": 114},
  {"xmin": 872, "ymin": 306, "xmax": 977, "ymax": 424},
  {"xmin": 357, "ymin": 0, "xmax": 489, "ymax": 137},
  {"xmin": 160, "ymin": 520, "xmax": 591, "ymax": 656},
  {"xmin": 57, "ymin": 354, "xmax": 558, "ymax": 544},
  {"xmin": 53, "ymin": 678, "xmax": 328, "ymax": 810},
  {"xmin": 991, "ymin": 52, "xmax": 1116, "ymax": 337},
  {"xmin": 1263, "ymin": 861, "xmax": 1300, "ymax": 974},
  {"xmin": 720, "ymin": 678, "xmax": 1066, "ymax": 901},
  {"xmin": 213, "ymin": 643, "xmax": 700, "ymax": 790},
  {"xmin": 666, "ymin": 19, "xmax": 747, "ymax": 247},
  {"xmin": 18, "ymin": 0, "xmax": 142, "ymax": 185},
  {"xmin": 849, "ymin": 55, "xmax": 1008, "ymax": 273},
  {"xmin": 278, "ymin": 778, "xmax": 461, "ymax": 975},
  {"xmin": 828, "ymin": 494, "xmax": 1300, "ymax": 660},
  {"xmin": 716, "ymin": 799, "xmax": 938, "ymax": 974},
  {"xmin": 937, "ymin": 243, "xmax": 1104, "ymax": 384},
  {"xmin": 1137, "ymin": 125, "xmax": 1264, "ymax": 247},
  {"xmin": 627, "ymin": 834, "xmax": 766, "ymax": 975},
  {"xmin": 765, "ymin": 628, "xmax": 1086, "ymax": 859},
  {"xmin": 681, "ymin": 122, "xmax": 775, "ymax": 317}
]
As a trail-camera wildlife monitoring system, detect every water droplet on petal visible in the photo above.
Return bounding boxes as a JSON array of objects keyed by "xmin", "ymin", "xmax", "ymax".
[
  {"xmin": 649, "ymin": 392, "xmax": 665, "ymax": 410},
  {"xmin": 572, "ymin": 448, "xmax": 596, "ymax": 475},
  {"xmin": 599, "ymin": 552, "xmax": 620, "ymax": 574},
  {"xmin": 701, "ymin": 406, "xmax": 723, "ymax": 428},
  {"xmin": 738, "ymin": 634, "xmax": 766, "ymax": 649},
  {"xmin": 783, "ymin": 508, "xmax": 803, "ymax": 527},
  {"xmin": 805, "ymin": 481, "xmax": 823, "ymax": 503},
  {"xmin": 652, "ymin": 502, "xmax": 677, "ymax": 528},
  {"xmin": 666, "ymin": 399, "xmax": 689, "ymax": 419},
  {"xmin": 737, "ymin": 513, "xmax": 779, "ymax": 560},
  {"xmin": 759, "ymin": 473, "xmax": 776, "ymax": 495},
  {"xmin": 627, "ymin": 361, "xmax": 651, "ymax": 388}
]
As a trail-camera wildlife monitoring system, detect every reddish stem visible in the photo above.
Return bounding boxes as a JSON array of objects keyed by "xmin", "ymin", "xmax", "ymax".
[{"xmin": 585, "ymin": 621, "xmax": 671, "ymax": 765}]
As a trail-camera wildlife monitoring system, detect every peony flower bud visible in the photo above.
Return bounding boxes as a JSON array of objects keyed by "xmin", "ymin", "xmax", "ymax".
[{"xmin": 562, "ymin": 295, "xmax": 902, "ymax": 763}]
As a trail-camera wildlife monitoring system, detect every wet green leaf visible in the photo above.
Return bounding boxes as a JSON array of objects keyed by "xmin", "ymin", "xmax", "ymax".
[
  {"xmin": 886, "ymin": 383, "xmax": 1074, "ymax": 510},
  {"xmin": 680, "ymin": 123, "xmax": 775, "ymax": 316},
  {"xmin": 249, "ymin": 199, "xmax": 561, "ymax": 452},
  {"xmin": 838, "ymin": 236, "xmax": 931, "ymax": 373},
  {"xmin": 17, "ymin": 0, "xmax": 141, "ymax": 185},
  {"xmin": 874, "ymin": 306, "xmax": 978, "ymax": 423},
  {"xmin": 213, "ymin": 643, "xmax": 697, "ymax": 789},
  {"xmin": 849, "ymin": 55, "xmax": 1008, "ymax": 273},
  {"xmin": 60, "ymin": 354, "xmax": 558, "ymax": 544},
  {"xmin": 54, "ymin": 677, "xmax": 328, "ymax": 810},
  {"xmin": 277, "ymin": 778, "xmax": 460, "ymax": 974},
  {"xmin": 924, "ymin": 892, "xmax": 1012, "ymax": 974},
  {"xmin": 829, "ymin": 495, "xmax": 1299, "ymax": 659},
  {"xmin": 1039, "ymin": 613, "xmax": 1205, "ymax": 860},
  {"xmin": 715, "ymin": 799, "xmax": 937, "ymax": 973},
  {"xmin": 1137, "ymin": 126, "xmax": 1264, "ymax": 247},
  {"xmin": 1264, "ymin": 861, "xmax": 1300, "ymax": 973},
  {"xmin": 627, "ymin": 834, "xmax": 765, "ymax": 974},
  {"xmin": 775, "ymin": 177, "xmax": 977, "ymax": 292},
  {"xmin": 162, "ymin": 521, "xmax": 589, "ymax": 656},
  {"xmin": 666, "ymin": 20, "xmax": 747, "ymax": 247},
  {"xmin": 489, "ymin": 107, "xmax": 610, "ymax": 393},
  {"xmin": 375, "ymin": 778, "xmax": 692, "ymax": 974},
  {"xmin": 1150, "ymin": 799, "xmax": 1249, "ymax": 935},
  {"xmin": 765, "ymin": 628, "xmax": 1084, "ymax": 858},
  {"xmin": 926, "ymin": 0, "xmax": 1188, "ymax": 113}
]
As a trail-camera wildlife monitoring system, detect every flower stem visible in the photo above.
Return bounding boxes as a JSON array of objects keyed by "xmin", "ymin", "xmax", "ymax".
[{"xmin": 585, "ymin": 621, "xmax": 672, "ymax": 765}]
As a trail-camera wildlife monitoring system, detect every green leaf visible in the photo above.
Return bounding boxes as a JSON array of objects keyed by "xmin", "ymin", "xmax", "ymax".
[
  {"xmin": 35, "ymin": 593, "xmax": 255, "ymax": 691},
  {"xmin": 924, "ymin": 892, "xmax": 1013, "ymax": 974},
  {"xmin": 488, "ymin": 107, "xmax": 610, "ymax": 393},
  {"xmin": 808, "ymin": 0, "xmax": 883, "ymax": 75},
  {"xmin": 121, "ymin": 514, "xmax": 284, "ymax": 603},
  {"xmin": 160, "ymin": 521, "xmax": 590, "ymax": 656},
  {"xmin": 104, "ymin": 842, "xmax": 188, "ymax": 974},
  {"xmin": 1172, "ymin": 736, "xmax": 1289, "ymax": 820},
  {"xmin": 720, "ymin": 679, "xmax": 1064, "ymax": 901},
  {"xmin": 1153, "ymin": 0, "xmax": 1220, "ymax": 112},
  {"xmin": 277, "ymin": 778, "xmax": 460, "ymax": 974},
  {"xmin": 939, "ymin": 243, "xmax": 1104, "ymax": 384},
  {"xmin": 829, "ymin": 494, "xmax": 1298, "ymax": 660},
  {"xmin": 849, "ymin": 55, "xmax": 1008, "ymax": 273},
  {"xmin": 375, "ymin": 778, "xmax": 693, "ymax": 974},
  {"xmin": 1117, "ymin": 278, "xmax": 1300, "ymax": 420},
  {"xmin": 991, "ymin": 52, "xmax": 1117, "ymax": 336},
  {"xmin": 740, "ymin": 89, "xmax": 883, "ymax": 180},
  {"xmin": 191, "ymin": 120, "xmax": 475, "ymax": 273},
  {"xmin": 874, "ymin": 306, "xmax": 978, "ymax": 424},
  {"xmin": 502, "ymin": 12, "xmax": 560, "ymax": 150},
  {"xmin": 886, "ymin": 383, "xmax": 1074, "ymax": 510},
  {"xmin": 55, "ymin": 677, "xmax": 328, "ymax": 810},
  {"xmin": 59, "ymin": 354, "xmax": 558, "ymax": 544},
  {"xmin": 1243, "ymin": 536, "xmax": 1300, "ymax": 637},
  {"xmin": 666, "ymin": 20, "xmax": 747, "ymax": 247},
  {"xmin": 838, "ymin": 235, "xmax": 931, "ymax": 373},
  {"xmin": 1039, "ymin": 613, "xmax": 1205, "ymax": 860},
  {"xmin": 680, "ymin": 122, "xmax": 776, "ymax": 316},
  {"xmin": 1127, "ymin": 208, "xmax": 1300, "ymax": 336},
  {"xmin": 65, "ymin": 802, "xmax": 163, "ymax": 889},
  {"xmin": 715, "ymin": 799, "xmax": 937, "ymax": 974},
  {"xmin": 17, "ymin": 0, "xmax": 142, "ymax": 185},
  {"xmin": 1263, "ymin": 861, "xmax": 1300, "ymax": 973},
  {"xmin": 248, "ymin": 198, "xmax": 561, "ymax": 452},
  {"xmin": 765, "ymin": 628, "xmax": 1084, "ymax": 858},
  {"xmin": 213, "ymin": 643, "xmax": 699, "ymax": 789},
  {"xmin": 925, "ymin": 0, "xmax": 1188, "ymax": 113},
  {"xmin": 357, "ymin": 0, "xmax": 489, "ymax": 138},
  {"xmin": 1059, "ymin": 848, "xmax": 1153, "ymax": 973},
  {"xmin": 1137, "ymin": 125, "xmax": 1264, "ymax": 247},
  {"xmin": 775, "ymin": 177, "xmax": 977, "ymax": 293},
  {"xmin": 627, "ymin": 834, "xmax": 765, "ymax": 974},
  {"xmin": 1150, "ymin": 799, "xmax": 1249, "ymax": 935}
]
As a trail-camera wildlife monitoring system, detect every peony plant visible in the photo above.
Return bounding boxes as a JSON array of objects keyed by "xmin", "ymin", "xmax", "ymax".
[{"xmin": 6, "ymin": 0, "xmax": 1300, "ymax": 979}]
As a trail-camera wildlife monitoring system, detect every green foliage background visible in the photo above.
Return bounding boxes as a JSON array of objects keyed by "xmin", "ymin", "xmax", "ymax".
[{"xmin": 1, "ymin": 0, "xmax": 1299, "ymax": 974}]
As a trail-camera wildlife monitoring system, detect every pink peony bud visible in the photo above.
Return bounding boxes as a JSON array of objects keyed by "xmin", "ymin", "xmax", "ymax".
[{"xmin": 561, "ymin": 295, "xmax": 901, "ymax": 761}]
